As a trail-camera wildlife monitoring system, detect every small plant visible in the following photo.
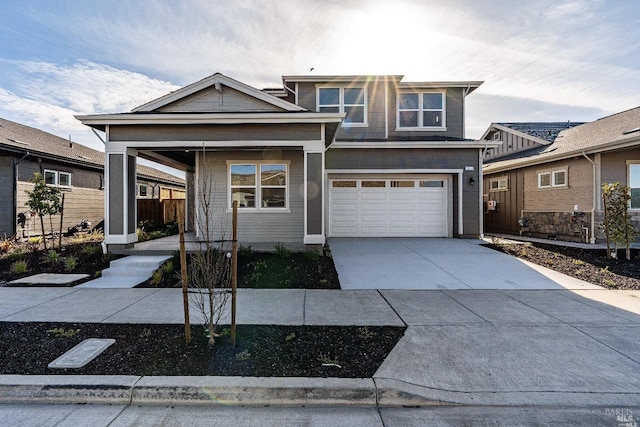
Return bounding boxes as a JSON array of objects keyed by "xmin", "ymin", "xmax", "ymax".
[
  {"xmin": 274, "ymin": 242, "xmax": 291, "ymax": 258},
  {"xmin": 151, "ymin": 269, "xmax": 163, "ymax": 285},
  {"xmin": 235, "ymin": 349, "xmax": 251, "ymax": 361},
  {"xmin": 302, "ymin": 249, "xmax": 320, "ymax": 262},
  {"xmin": 11, "ymin": 260, "xmax": 29, "ymax": 274},
  {"xmin": 322, "ymin": 243, "xmax": 332, "ymax": 258},
  {"xmin": 0, "ymin": 239, "xmax": 14, "ymax": 255},
  {"xmin": 601, "ymin": 278, "xmax": 617, "ymax": 288},
  {"xmin": 47, "ymin": 327, "xmax": 81, "ymax": 338},
  {"xmin": 600, "ymin": 266, "xmax": 611, "ymax": 275},
  {"xmin": 64, "ymin": 255, "xmax": 77, "ymax": 272},
  {"xmin": 357, "ymin": 326, "xmax": 376, "ymax": 339},
  {"xmin": 572, "ymin": 259, "xmax": 584, "ymax": 266},
  {"xmin": 28, "ymin": 237, "xmax": 42, "ymax": 245},
  {"xmin": 162, "ymin": 260, "xmax": 174, "ymax": 275},
  {"xmin": 285, "ymin": 332, "xmax": 296, "ymax": 342},
  {"xmin": 94, "ymin": 270, "xmax": 102, "ymax": 278},
  {"xmin": 6, "ymin": 246, "xmax": 26, "ymax": 261},
  {"xmin": 140, "ymin": 327, "xmax": 152, "ymax": 338},
  {"xmin": 81, "ymin": 243, "xmax": 102, "ymax": 256},
  {"xmin": 44, "ymin": 250, "xmax": 60, "ymax": 266}
]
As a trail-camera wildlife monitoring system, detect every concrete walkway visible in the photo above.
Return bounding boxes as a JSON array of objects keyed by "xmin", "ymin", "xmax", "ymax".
[{"xmin": 1, "ymin": 285, "xmax": 639, "ymax": 407}]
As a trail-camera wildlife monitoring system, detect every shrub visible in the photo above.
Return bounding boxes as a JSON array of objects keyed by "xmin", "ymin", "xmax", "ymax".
[
  {"xmin": 151, "ymin": 270, "xmax": 163, "ymax": 286},
  {"xmin": 47, "ymin": 327, "xmax": 80, "ymax": 338},
  {"xmin": 11, "ymin": 260, "xmax": 29, "ymax": 274},
  {"xmin": 44, "ymin": 250, "xmax": 60, "ymax": 266},
  {"xmin": 274, "ymin": 242, "xmax": 291, "ymax": 258},
  {"xmin": 81, "ymin": 243, "xmax": 102, "ymax": 256},
  {"xmin": 64, "ymin": 255, "xmax": 77, "ymax": 272},
  {"xmin": 162, "ymin": 260, "xmax": 174, "ymax": 275}
]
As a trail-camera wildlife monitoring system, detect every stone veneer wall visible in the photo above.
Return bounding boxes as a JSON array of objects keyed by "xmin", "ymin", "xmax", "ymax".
[
  {"xmin": 519, "ymin": 211, "xmax": 592, "ymax": 243},
  {"xmin": 593, "ymin": 211, "xmax": 640, "ymax": 243}
]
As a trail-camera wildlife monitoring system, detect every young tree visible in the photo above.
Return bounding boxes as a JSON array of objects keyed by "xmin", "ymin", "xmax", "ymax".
[
  {"xmin": 25, "ymin": 173, "xmax": 61, "ymax": 251},
  {"xmin": 602, "ymin": 182, "xmax": 636, "ymax": 260}
]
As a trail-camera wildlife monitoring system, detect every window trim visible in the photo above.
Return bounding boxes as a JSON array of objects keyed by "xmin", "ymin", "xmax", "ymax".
[
  {"xmin": 396, "ymin": 90, "xmax": 446, "ymax": 131},
  {"xmin": 227, "ymin": 161, "xmax": 290, "ymax": 212},
  {"xmin": 538, "ymin": 169, "xmax": 567, "ymax": 189},
  {"xmin": 489, "ymin": 176, "xmax": 508, "ymax": 192},
  {"xmin": 316, "ymin": 86, "xmax": 368, "ymax": 127}
]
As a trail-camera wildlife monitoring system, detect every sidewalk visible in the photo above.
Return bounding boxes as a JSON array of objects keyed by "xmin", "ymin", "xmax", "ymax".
[{"xmin": 1, "ymin": 284, "xmax": 640, "ymax": 407}]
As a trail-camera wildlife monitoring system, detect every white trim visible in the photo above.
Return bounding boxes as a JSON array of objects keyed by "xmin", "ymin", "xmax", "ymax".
[
  {"xmin": 132, "ymin": 73, "xmax": 306, "ymax": 112},
  {"xmin": 478, "ymin": 149, "xmax": 483, "ymax": 238},
  {"xmin": 329, "ymin": 141, "xmax": 501, "ymax": 149},
  {"xmin": 537, "ymin": 168, "xmax": 567, "ymax": 188},
  {"xmin": 76, "ymin": 112, "xmax": 345, "ymax": 125},
  {"xmin": 627, "ymin": 160, "xmax": 640, "ymax": 210},
  {"xmin": 489, "ymin": 176, "xmax": 509, "ymax": 191},
  {"xmin": 384, "ymin": 80, "xmax": 389, "ymax": 139},
  {"xmin": 104, "ymin": 233, "xmax": 138, "ymax": 245},
  {"xmin": 106, "ymin": 139, "xmax": 327, "ymax": 152}
]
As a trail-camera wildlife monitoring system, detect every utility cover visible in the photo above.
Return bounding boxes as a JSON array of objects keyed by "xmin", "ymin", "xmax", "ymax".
[{"xmin": 48, "ymin": 338, "xmax": 115, "ymax": 369}]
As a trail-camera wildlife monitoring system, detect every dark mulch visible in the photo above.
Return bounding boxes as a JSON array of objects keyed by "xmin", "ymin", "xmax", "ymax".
[
  {"xmin": 487, "ymin": 241, "xmax": 640, "ymax": 290},
  {"xmin": 139, "ymin": 251, "xmax": 341, "ymax": 289},
  {"xmin": 0, "ymin": 322, "xmax": 405, "ymax": 377},
  {"xmin": 0, "ymin": 241, "xmax": 120, "ymax": 287}
]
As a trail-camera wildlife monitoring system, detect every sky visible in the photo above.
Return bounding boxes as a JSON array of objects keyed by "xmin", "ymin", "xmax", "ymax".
[{"xmin": 1, "ymin": 0, "xmax": 639, "ymax": 173}]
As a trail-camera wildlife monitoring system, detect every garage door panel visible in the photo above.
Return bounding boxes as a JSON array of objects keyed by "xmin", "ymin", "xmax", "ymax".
[{"xmin": 329, "ymin": 177, "xmax": 448, "ymax": 237}]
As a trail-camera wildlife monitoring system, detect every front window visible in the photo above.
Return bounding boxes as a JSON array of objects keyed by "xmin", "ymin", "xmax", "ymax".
[
  {"xmin": 230, "ymin": 162, "xmax": 288, "ymax": 210},
  {"xmin": 138, "ymin": 184, "xmax": 148, "ymax": 197},
  {"xmin": 397, "ymin": 92, "xmax": 445, "ymax": 129},
  {"xmin": 44, "ymin": 170, "xmax": 57, "ymax": 185},
  {"xmin": 58, "ymin": 172, "xmax": 71, "ymax": 187},
  {"xmin": 630, "ymin": 163, "xmax": 640, "ymax": 209},
  {"xmin": 318, "ymin": 87, "xmax": 366, "ymax": 125}
]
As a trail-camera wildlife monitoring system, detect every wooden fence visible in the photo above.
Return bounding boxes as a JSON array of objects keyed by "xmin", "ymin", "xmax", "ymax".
[{"xmin": 138, "ymin": 199, "xmax": 185, "ymax": 224}]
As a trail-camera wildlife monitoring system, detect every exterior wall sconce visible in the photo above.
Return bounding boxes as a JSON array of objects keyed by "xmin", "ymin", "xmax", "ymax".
[{"xmin": 468, "ymin": 177, "xmax": 475, "ymax": 186}]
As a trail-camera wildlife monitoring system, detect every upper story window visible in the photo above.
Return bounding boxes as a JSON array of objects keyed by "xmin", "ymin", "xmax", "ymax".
[
  {"xmin": 229, "ymin": 162, "xmax": 288, "ymax": 210},
  {"xmin": 44, "ymin": 169, "xmax": 72, "ymax": 188},
  {"xmin": 538, "ymin": 169, "xmax": 567, "ymax": 189},
  {"xmin": 317, "ymin": 87, "xmax": 366, "ymax": 126},
  {"xmin": 397, "ymin": 92, "xmax": 446, "ymax": 129},
  {"xmin": 138, "ymin": 184, "xmax": 148, "ymax": 197},
  {"xmin": 629, "ymin": 162, "xmax": 640, "ymax": 209}
]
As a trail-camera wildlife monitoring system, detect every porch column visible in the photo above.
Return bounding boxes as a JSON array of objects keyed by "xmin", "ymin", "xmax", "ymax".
[
  {"xmin": 304, "ymin": 150, "xmax": 325, "ymax": 244},
  {"xmin": 105, "ymin": 147, "xmax": 139, "ymax": 246}
]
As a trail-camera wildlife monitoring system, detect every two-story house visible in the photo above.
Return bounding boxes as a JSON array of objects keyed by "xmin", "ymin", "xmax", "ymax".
[{"xmin": 77, "ymin": 73, "xmax": 497, "ymax": 251}]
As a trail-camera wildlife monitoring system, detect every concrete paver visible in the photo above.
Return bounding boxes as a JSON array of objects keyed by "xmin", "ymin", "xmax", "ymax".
[
  {"xmin": 379, "ymin": 290, "xmax": 487, "ymax": 326},
  {"xmin": 304, "ymin": 290, "xmax": 404, "ymax": 326},
  {"xmin": 9, "ymin": 273, "xmax": 89, "ymax": 285},
  {"xmin": 0, "ymin": 288, "xmax": 76, "ymax": 319}
]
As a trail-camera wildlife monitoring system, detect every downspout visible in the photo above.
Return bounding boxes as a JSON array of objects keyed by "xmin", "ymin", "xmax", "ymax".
[
  {"xmin": 582, "ymin": 151, "xmax": 597, "ymax": 243},
  {"xmin": 479, "ymin": 144, "xmax": 489, "ymax": 238},
  {"xmin": 13, "ymin": 152, "xmax": 30, "ymax": 237}
]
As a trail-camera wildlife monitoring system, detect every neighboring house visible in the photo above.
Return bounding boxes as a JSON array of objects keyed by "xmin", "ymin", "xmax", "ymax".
[
  {"xmin": 0, "ymin": 118, "xmax": 185, "ymax": 239},
  {"xmin": 77, "ymin": 73, "xmax": 499, "ymax": 251},
  {"xmin": 481, "ymin": 108, "xmax": 640, "ymax": 242}
]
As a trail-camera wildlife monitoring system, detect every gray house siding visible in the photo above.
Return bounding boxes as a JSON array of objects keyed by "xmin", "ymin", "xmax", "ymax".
[
  {"xmin": 387, "ymin": 88, "xmax": 465, "ymax": 140},
  {"xmin": 197, "ymin": 150, "xmax": 305, "ymax": 243},
  {"xmin": 326, "ymin": 147, "xmax": 480, "ymax": 237},
  {"xmin": 294, "ymin": 81, "xmax": 388, "ymax": 140},
  {"xmin": 109, "ymin": 124, "xmax": 321, "ymax": 142},
  {"xmin": 158, "ymin": 86, "xmax": 283, "ymax": 113},
  {"xmin": 0, "ymin": 156, "xmax": 14, "ymax": 236},
  {"xmin": 601, "ymin": 147, "xmax": 640, "ymax": 185}
]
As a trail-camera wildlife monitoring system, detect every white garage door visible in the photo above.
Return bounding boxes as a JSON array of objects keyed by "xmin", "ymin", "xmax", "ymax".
[{"xmin": 329, "ymin": 177, "xmax": 448, "ymax": 237}]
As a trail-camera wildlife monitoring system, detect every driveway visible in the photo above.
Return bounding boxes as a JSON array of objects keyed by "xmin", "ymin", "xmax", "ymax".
[{"xmin": 328, "ymin": 238, "xmax": 602, "ymax": 290}]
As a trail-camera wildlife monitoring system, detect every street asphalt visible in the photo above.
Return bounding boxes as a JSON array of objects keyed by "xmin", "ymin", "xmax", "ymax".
[{"xmin": 0, "ymin": 237, "xmax": 639, "ymax": 415}]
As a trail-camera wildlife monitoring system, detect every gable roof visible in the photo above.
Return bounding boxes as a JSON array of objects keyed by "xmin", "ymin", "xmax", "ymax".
[
  {"xmin": 133, "ymin": 73, "xmax": 306, "ymax": 113},
  {"xmin": 484, "ymin": 107, "xmax": 640, "ymax": 173},
  {"xmin": 482, "ymin": 122, "xmax": 583, "ymax": 145},
  {"xmin": 0, "ymin": 117, "xmax": 184, "ymax": 186}
]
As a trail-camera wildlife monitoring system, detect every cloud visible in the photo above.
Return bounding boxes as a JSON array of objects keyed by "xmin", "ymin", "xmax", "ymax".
[{"xmin": 0, "ymin": 60, "xmax": 179, "ymax": 150}]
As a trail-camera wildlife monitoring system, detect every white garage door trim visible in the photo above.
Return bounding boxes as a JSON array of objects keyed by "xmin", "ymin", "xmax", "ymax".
[{"xmin": 328, "ymin": 175, "xmax": 450, "ymax": 237}]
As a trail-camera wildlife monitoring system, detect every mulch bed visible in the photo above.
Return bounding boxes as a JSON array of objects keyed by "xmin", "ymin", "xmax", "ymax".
[
  {"xmin": 487, "ymin": 241, "xmax": 640, "ymax": 290},
  {"xmin": 0, "ymin": 322, "xmax": 405, "ymax": 377},
  {"xmin": 0, "ymin": 241, "xmax": 120, "ymax": 287}
]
